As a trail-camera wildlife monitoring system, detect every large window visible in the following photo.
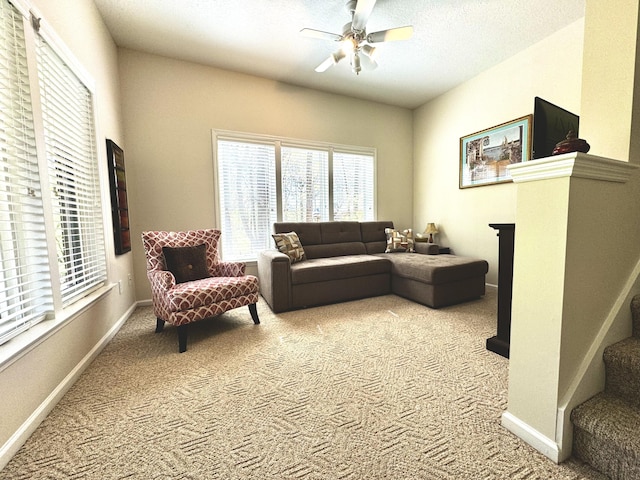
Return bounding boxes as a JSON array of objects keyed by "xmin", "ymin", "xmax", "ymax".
[
  {"xmin": 0, "ymin": 0, "xmax": 106, "ymax": 346},
  {"xmin": 36, "ymin": 32, "xmax": 106, "ymax": 305},
  {"xmin": 214, "ymin": 131, "xmax": 376, "ymax": 261}
]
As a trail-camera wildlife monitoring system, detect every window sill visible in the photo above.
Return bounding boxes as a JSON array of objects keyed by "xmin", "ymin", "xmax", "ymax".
[{"xmin": 0, "ymin": 283, "xmax": 116, "ymax": 372}]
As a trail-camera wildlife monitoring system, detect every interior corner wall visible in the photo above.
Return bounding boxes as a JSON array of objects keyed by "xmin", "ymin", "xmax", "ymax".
[
  {"xmin": 412, "ymin": 19, "xmax": 585, "ymax": 286},
  {"xmin": 0, "ymin": 0, "xmax": 134, "ymax": 467},
  {"xmin": 579, "ymin": 0, "xmax": 640, "ymax": 161},
  {"xmin": 117, "ymin": 49, "xmax": 415, "ymax": 302}
]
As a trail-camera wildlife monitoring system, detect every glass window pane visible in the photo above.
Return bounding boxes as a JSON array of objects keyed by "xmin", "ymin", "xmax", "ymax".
[
  {"xmin": 333, "ymin": 151, "xmax": 375, "ymax": 221},
  {"xmin": 217, "ymin": 140, "xmax": 277, "ymax": 261},
  {"xmin": 281, "ymin": 146, "xmax": 329, "ymax": 222}
]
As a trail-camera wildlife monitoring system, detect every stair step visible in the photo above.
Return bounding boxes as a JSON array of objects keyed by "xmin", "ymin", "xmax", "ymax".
[
  {"xmin": 604, "ymin": 337, "xmax": 640, "ymax": 408},
  {"xmin": 571, "ymin": 393, "xmax": 640, "ymax": 480},
  {"xmin": 632, "ymin": 294, "xmax": 640, "ymax": 337}
]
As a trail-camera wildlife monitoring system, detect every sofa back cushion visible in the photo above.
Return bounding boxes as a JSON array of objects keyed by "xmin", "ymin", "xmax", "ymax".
[
  {"xmin": 361, "ymin": 221, "xmax": 394, "ymax": 254},
  {"xmin": 273, "ymin": 221, "xmax": 392, "ymax": 259},
  {"xmin": 275, "ymin": 222, "xmax": 322, "ymax": 246},
  {"xmin": 320, "ymin": 222, "xmax": 361, "ymax": 243}
]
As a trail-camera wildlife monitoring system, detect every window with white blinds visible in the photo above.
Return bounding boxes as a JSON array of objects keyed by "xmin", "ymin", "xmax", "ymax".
[
  {"xmin": 281, "ymin": 146, "xmax": 329, "ymax": 222},
  {"xmin": 36, "ymin": 33, "xmax": 106, "ymax": 305},
  {"xmin": 216, "ymin": 140, "xmax": 277, "ymax": 262},
  {"xmin": 333, "ymin": 151, "xmax": 375, "ymax": 221},
  {"xmin": 0, "ymin": 0, "xmax": 106, "ymax": 346},
  {"xmin": 0, "ymin": 0, "xmax": 53, "ymax": 345},
  {"xmin": 213, "ymin": 131, "xmax": 376, "ymax": 262}
]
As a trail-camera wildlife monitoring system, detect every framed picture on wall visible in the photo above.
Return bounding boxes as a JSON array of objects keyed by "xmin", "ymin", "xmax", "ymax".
[
  {"xmin": 459, "ymin": 115, "xmax": 532, "ymax": 189},
  {"xmin": 106, "ymin": 139, "xmax": 131, "ymax": 254}
]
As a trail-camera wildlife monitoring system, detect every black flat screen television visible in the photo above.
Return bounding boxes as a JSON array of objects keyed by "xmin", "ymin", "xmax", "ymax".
[{"xmin": 532, "ymin": 97, "xmax": 579, "ymax": 159}]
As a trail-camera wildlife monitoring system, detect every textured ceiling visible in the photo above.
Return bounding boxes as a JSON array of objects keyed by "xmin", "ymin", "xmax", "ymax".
[{"xmin": 93, "ymin": 0, "xmax": 586, "ymax": 109}]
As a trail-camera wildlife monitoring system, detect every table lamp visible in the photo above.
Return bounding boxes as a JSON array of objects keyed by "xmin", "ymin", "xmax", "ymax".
[{"xmin": 424, "ymin": 223, "xmax": 438, "ymax": 243}]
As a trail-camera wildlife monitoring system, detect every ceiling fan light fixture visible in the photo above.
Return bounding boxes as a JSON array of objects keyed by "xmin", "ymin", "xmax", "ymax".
[
  {"xmin": 340, "ymin": 37, "xmax": 356, "ymax": 54},
  {"xmin": 351, "ymin": 52, "xmax": 362, "ymax": 75},
  {"xmin": 302, "ymin": 0, "xmax": 413, "ymax": 76},
  {"xmin": 361, "ymin": 44, "xmax": 377, "ymax": 60},
  {"xmin": 332, "ymin": 49, "xmax": 346, "ymax": 64}
]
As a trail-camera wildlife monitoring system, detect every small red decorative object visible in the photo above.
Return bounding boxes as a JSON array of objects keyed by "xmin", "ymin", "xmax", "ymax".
[{"xmin": 552, "ymin": 130, "xmax": 590, "ymax": 155}]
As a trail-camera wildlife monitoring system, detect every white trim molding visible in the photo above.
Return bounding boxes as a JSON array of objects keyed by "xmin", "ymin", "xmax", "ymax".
[
  {"xmin": 508, "ymin": 152, "xmax": 638, "ymax": 184},
  {"xmin": 502, "ymin": 411, "xmax": 561, "ymax": 463}
]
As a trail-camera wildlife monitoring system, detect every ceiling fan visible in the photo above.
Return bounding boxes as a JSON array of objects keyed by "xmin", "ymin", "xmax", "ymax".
[{"xmin": 300, "ymin": 0, "xmax": 414, "ymax": 75}]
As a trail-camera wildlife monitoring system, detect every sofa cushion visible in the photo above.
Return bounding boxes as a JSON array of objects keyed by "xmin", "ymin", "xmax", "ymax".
[
  {"xmin": 272, "ymin": 231, "xmax": 306, "ymax": 263},
  {"xmin": 275, "ymin": 222, "xmax": 322, "ymax": 246},
  {"xmin": 320, "ymin": 221, "xmax": 362, "ymax": 244},
  {"xmin": 290, "ymin": 254, "xmax": 390, "ymax": 285},
  {"xmin": 377, "ymin": 253, "xmax": 489, "ymax": 285},
  {"xmin": 303, "ymin": 242, "xmax": 366, "ymax": 259},
  {"xmin": 361, "ymin": 221, "xmax": 394, "ymax": 254}
]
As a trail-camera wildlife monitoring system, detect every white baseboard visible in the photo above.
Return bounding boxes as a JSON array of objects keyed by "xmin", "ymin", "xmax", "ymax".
[
  {"xmin": 502, "ymin": 411, "xmax": 561, "ymax": 463},
  {"xmin": 0, "ymin": 302, "xmax": 136, "ymax": 470}
]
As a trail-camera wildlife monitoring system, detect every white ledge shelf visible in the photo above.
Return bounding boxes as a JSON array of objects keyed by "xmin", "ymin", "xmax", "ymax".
[{"xmin": 507, "ymin": 152, "xmax": 638, "ymax": 184}]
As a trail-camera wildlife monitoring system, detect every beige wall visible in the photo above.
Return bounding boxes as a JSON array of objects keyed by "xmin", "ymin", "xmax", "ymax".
[
  {"xmin": 413, "ymin": 20, "xmax": 585, "ymax": 285},
  {"xmin": 117, "ymin": 49, "xmax": 414, "ymax": 301},
  {"xmin": 0, "ymin": 0, "xmax": 134, "ymax": 465},
  {"xmin": 580, "ymin": 0, "xmax": 640, "ymax": 161}
]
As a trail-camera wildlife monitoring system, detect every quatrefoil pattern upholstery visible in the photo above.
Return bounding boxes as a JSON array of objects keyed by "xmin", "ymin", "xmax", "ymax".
[{"xmin": 141, "ymin": 230, "xmax": 260, "ymax": 350}]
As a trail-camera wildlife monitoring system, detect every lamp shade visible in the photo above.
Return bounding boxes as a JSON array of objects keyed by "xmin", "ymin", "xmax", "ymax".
[{"xmin": 424, "ymin": 223, "xmax": 438, "ymax": 234}]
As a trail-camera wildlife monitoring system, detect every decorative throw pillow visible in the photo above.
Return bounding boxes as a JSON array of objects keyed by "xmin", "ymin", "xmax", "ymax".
[
  {"xmin": 272, "ymin": 231, "xmax": 305, "ymax": 263},
  {"xmin": 385, "ymin": 228, "xmax": 415, "ymax": 253},
  {"xmin": 162, "ymin": 244, "xmax": 210, "ymax": 283}
]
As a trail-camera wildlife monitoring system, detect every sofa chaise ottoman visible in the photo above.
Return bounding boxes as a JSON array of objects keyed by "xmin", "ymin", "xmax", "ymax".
[{"xmin": 257, "ymin": 221, "xmax": 488, "ymax": 313}]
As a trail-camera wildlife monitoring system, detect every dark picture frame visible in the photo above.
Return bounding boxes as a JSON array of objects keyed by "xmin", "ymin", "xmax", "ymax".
[
  {"xmin": 459, "ymin": 115, "xmax": 532, "ymax": 189},
  {"xmin": 106, "ymin": 139, "xmax": 131, "ymax": 254}
]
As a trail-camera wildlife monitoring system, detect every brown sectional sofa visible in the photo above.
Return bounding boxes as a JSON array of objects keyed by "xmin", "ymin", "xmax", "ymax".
[{"xmin": 257, "ymin": 221, "xmax": 489, "ymax": 313}]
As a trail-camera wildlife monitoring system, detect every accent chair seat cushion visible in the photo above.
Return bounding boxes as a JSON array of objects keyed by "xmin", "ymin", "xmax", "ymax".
[{"xmin": 166, "ymin": 275, "xmax": 259, "ymax": 312}]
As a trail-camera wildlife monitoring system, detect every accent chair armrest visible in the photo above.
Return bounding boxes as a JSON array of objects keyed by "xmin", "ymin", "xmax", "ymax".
[
  {"xmin": 214, "ymin": 261, "xmax": 246, "ymax": 277},
  {"xmin": 147, "ymin": 269, "xmax": 176, "ymax": 291}
]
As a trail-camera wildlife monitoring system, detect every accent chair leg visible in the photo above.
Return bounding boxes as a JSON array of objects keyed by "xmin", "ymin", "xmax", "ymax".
[
  {"xmin": 155, "ymin": 318, "xmax": 165, "ymax": 333},
  {"xmin": 249, "ymin": 303, "xmax": 260, "ymax": 324},
  {"xmin": 177, "ymin": 324, "xmax": 188, "ymax": 353}
]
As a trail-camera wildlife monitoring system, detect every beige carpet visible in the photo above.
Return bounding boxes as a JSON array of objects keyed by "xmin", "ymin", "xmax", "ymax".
[{"xmin": 1, "ymin": 291, "xmax": 607, "ymax": 479}]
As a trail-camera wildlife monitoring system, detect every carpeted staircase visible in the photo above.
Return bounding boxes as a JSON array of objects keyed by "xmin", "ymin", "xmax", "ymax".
[{"xmin": 571, "ymin": 294, "xmax": 640, "ymax": 479}]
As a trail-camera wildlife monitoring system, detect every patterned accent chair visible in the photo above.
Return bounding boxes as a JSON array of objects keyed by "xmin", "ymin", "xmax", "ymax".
[{"xmin": 141, "ymin": 229, "xmax": 260, "ymax": 352}]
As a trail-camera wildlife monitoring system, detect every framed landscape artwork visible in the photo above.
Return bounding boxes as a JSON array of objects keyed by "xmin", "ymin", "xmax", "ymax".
[{"xmin": 459, "ymin": 115, "xmax": 532, "ymax": 189}]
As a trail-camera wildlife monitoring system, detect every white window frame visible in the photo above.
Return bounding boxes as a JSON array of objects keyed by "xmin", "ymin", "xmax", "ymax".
[
  {"xmin": 212, "ymin": 129, "xmax": 377, "ymax": 262},
  {"xmin": 0, "ymin": 0, "xmax": 112, "ymax": 362}
]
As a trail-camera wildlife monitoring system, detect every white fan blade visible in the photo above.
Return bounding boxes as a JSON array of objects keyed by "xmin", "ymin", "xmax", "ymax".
[
  {"xmin": 315, "ymin": 56, "xmax": 335, "ymax": 73},
  {"xmin": 352, "ymin": 0, "xmax": 376, "ymax": 32},
  {"xmin": 367, "ymin": 25, "xmax": 413, "ymax": 43},
  {"xmin": 300, "ymin": 28, "xmax": 342, "ymax": 42}
]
